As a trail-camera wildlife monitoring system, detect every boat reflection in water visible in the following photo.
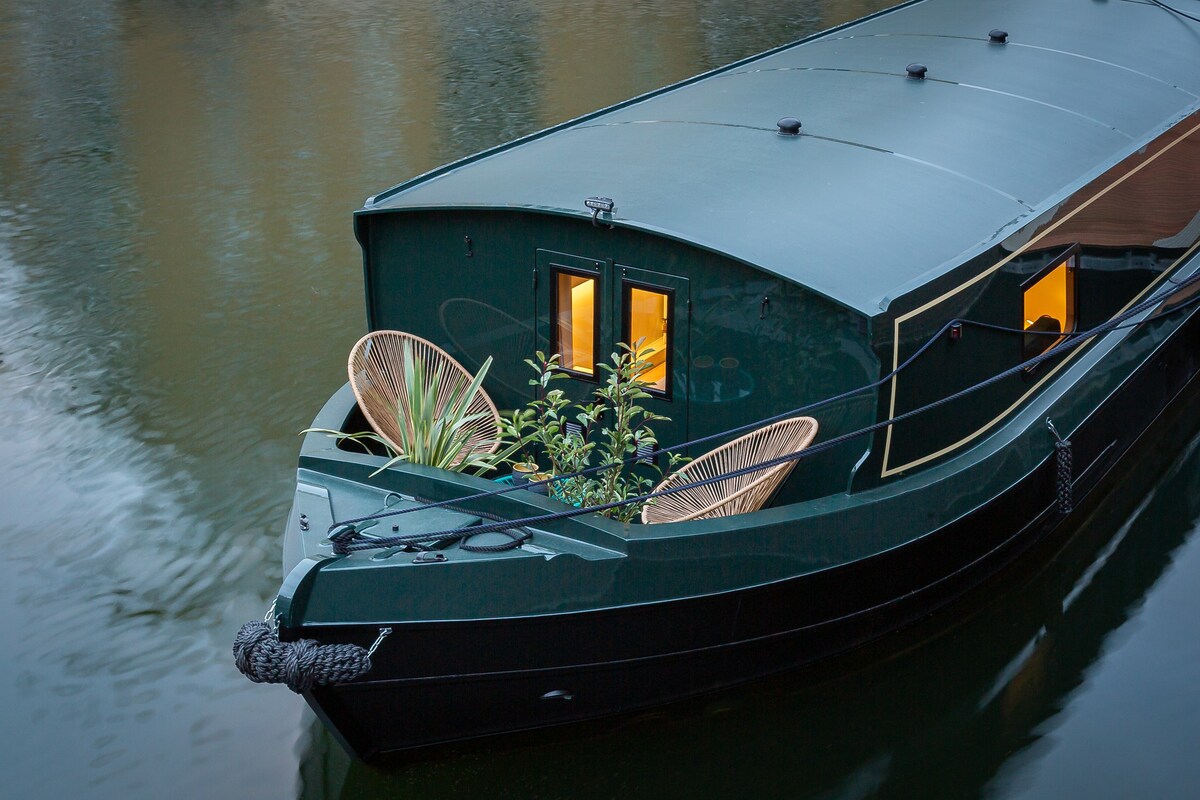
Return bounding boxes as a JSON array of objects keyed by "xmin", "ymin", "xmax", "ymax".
[{"xmin": 295, "ymin": 388, "xmax": 1200, "ymax": 798}]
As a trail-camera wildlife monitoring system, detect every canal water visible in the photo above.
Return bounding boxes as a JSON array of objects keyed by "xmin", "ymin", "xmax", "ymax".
[{"xmin": 1, "ymin": 1, "xmax": 1197, "ymax": 797}]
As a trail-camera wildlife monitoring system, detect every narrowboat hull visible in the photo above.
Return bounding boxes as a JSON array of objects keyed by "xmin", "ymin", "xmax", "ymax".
[
  {"xmin": 279, "ymin": 293, "xmax": 1200, "ymax": 759},
  {"xmin": 249, "ymin": 0, "xmax": 1200, "ymax": 761}
]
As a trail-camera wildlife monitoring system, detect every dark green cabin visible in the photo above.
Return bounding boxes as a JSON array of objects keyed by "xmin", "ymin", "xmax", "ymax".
[{"xmin": 352, "ymin": 0, "xmax": 1200, "ymax": 504}]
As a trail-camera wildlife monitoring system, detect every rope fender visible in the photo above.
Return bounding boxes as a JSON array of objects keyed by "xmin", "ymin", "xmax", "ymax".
[
  {"xmin": 1047, "ymin": 419, "xmax": 1073, "ymax": 515},
  {"xmin": 232, "ymin": 620, "xmax": 379, "ymax": 693}
]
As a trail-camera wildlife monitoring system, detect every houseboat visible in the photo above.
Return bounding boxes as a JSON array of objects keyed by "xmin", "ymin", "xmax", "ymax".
[{"xmin": 237, "ymin": 0, "xmax": 1200, "ymax": 759}]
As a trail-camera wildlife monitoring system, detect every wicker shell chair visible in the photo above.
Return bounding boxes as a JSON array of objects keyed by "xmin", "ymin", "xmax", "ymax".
[
  {"xmin": 347, "ymin": 330, "xmax": 502, "ymax": 467},
  {"xmin": 641, "ymin": 416, "xmax": 819, "ymax": 524}
]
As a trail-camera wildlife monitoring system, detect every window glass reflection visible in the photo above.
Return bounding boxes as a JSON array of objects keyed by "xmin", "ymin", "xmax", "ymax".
[
  {"xmin": 627, "ymin": 285, "xmax": 670, "ymax": 392},
  {"xmin": 554, "ymin": 271, "xmax": 596, "ymax": 375},
  {"xmin": 1023, "ymin": 255, "xmax": 1075, "ymax": 360}
]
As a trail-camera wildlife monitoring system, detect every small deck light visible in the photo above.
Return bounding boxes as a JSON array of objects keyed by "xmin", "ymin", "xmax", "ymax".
[
  {"xmin": 906, "ymin": 63, "xmax": 928, "ymax": 79},
  {"xmin": 584, "ymin": 196, "xmax": 616, "ymax": 228},
  {"xmin": 989, "ymin": 29, "xmax": 1009, "ymax": 44}
]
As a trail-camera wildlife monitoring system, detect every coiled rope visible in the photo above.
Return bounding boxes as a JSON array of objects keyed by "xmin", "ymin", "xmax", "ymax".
[
  {"xmin": 328, "ymin": 268, "xmax": 1200, "ymax": 553},
  {"xmin": 232, "ymin": 618, "xmax": 390, "ymax": 692}
]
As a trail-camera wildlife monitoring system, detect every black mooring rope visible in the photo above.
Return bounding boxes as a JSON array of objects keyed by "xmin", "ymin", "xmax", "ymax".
[
  {"xmin": 232, "ymin": 620, "xmax": 376, "ymax": 693},
  {"xmin": 425, "ymin": 497, "xmax": 533, "ymax": 552},
  {"xmin": 1148, "ymin": 0, "xmax": 1200, "ymax": 25},
  {"xmin": 328, "ymin": 269, "xmax": 1200, "ymax": 553}
]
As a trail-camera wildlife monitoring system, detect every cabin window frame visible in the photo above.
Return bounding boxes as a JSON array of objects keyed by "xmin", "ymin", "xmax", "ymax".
[
  {"xmin": 550, "ymin": 265, "xmax": 602, "ymax": 382},
  {"xmin": 620, "ymin": 279, "xmax": 675, "ymax": 400},
  {"xmin": 1021, "ymin": 243, "xmax": 1079, "ymax": 365}
]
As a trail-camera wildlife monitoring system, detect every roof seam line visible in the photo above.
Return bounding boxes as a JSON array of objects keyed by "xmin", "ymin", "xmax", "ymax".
[
  {"xmin": 570, "ymin": 122, "xmax": 1035, "ymax": 210},
  {"xmin": 774, "ymin": 32, "xmax": 1200, "ymax": 100},
  {"xmin": 715, "ymin": 65, "xmax": 1140, "ymax": 138}
]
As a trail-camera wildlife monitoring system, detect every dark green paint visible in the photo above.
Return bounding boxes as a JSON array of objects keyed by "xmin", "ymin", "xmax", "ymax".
[
  {"xmin": 286, "ymin": 0, "xmax": 1200, "ymax": 628},
  {"xmin": 13, "ymin": 0, "xmax": 1200, "ymax": 790},
  {"xmin": 280, "ymin": 0, "xmax": 1200, "ymax": 757},
  {"xmin": 359, "ymin": 208, "xmax": 878, "ymax": 499},
  {"xmin": 286, "ymin": 285, "xmax": 1196, "ymax": 625}
]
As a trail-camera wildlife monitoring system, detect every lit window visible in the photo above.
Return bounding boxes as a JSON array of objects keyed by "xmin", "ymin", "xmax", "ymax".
[
  {"xmin": 1023, "ymin": 252, "xmax": 1076, "ymax": 360},
  {"xmin": 625, "ymin": 284, "xmax": 671, "ymax": 394},
  {"xmin": 553, "ymin": 270, "xmax": 596, "ymax": 376}
]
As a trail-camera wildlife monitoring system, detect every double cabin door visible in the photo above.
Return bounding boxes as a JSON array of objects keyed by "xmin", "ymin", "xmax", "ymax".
[{"xmin": 534, "ymin": 249, "xmax": 690, "ymax": 451}]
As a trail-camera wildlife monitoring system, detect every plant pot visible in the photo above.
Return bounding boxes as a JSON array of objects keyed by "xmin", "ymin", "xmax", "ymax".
[
  {"xmin": 511, "ymin": 462, "xmax": 539, "ymax": 487},
  {"xmin": 527, "ymin": 472, "xmax": 553, "ymax": 495}
]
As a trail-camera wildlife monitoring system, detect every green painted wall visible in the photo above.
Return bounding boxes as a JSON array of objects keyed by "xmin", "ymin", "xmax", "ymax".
[{"xmin": 357, "ymin": 208, "xmax": 879, "ymax": 501}]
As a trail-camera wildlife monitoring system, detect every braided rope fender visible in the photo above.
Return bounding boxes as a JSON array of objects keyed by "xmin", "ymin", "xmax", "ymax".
[
  {"xmin": 233, "ymin": 620, "xmax": 372, "ymax": 693},
  {"xmin": 1054, "ymin": 439, "xmax": 1074, "ymax": 515},
  {"xmin": 1047, "ymin": 418, "xmax": 1074, "ymax": 515}
]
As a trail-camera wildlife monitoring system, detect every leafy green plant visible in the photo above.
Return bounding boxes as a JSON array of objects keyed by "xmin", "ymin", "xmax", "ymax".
[
  {"xmin": 589, "ymin": 342, "xmax": 688, "ymax": 522},
  {"xmin": 500, "ymin": 352, "xmax": 594, "ymax": 503},
  {"xmin": 505, "ymin": 341, "xmax": 687, "ymax": 521},
  {"xmin": 306, "ymin": 339, "xmax": 684, "ymax": 517}
]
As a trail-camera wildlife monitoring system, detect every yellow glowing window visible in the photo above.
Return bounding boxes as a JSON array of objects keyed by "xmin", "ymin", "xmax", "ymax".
[
  {"xmin": 553, "ymin": 270, "xmax": 596, "ymax": 376},
  {"xmin": 1023, "ymin": 253, "xmax": 1076, "ymax": 360},
  {"xmin": 625, "ymin": 285, "xmax": 671, "ymax": 394}
]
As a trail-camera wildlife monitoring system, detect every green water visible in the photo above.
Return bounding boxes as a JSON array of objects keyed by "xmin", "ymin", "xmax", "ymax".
[{"xmin": 0, "ymin": 1, "xmax": 1197, "ymax": 797}]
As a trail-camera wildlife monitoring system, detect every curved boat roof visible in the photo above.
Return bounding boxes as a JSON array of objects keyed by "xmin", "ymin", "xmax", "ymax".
[{"xmin": 363, "ymin": 0, "xmax": 1200, "ymax": 316}]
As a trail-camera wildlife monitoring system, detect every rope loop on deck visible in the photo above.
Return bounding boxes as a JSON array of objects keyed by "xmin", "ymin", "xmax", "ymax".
[
  {"xmin": 232, "ymin": 620, "xmax": 376, "ymax": 693},
  {"xmin": 328, "ymin": 500, "xmax": 532, "ymax": 555}
]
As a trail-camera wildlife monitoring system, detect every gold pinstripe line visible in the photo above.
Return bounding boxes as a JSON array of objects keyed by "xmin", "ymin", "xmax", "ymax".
[{"xmin": 881, "ymin": 115, "xmax": 1200, "ymax": 477}]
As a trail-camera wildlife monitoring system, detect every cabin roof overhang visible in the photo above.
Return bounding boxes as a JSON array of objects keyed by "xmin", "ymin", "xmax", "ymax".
[{"xmin": 361, "ymin": 0, "xmax": 1200, "ymax": 318}]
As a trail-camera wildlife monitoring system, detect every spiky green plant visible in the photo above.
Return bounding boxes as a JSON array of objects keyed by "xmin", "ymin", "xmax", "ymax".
[{"xmin": 305, "ymin": 342, "xmax": 519, "ymax": 475}]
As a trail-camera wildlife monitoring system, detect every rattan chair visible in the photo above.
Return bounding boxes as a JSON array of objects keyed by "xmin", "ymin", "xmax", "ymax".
[
  {"xmin": 641, "ymin": 416, "xmax": 819, "ymax": 524},
  {"xmin": 347, "ymin": 330, "xmax": 502, "ymax": 467}
]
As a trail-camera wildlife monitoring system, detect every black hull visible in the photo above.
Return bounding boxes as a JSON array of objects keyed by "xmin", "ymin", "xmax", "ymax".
[{"xmin": 291, "ymin": 304, "xmax": 1200, "ymax": 760}]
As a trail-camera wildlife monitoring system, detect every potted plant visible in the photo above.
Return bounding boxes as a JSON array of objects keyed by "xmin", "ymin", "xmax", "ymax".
[
  {"xmin": 305, "ymin": 341, "xmax": 519, "ymax": 476},
  {"xmin": 510, "ymin": 461, "xmax": 539, "ymax": 486},
  {"xmin": 503, "ymin": 341, "xmax": 687, "ymax": 520}
]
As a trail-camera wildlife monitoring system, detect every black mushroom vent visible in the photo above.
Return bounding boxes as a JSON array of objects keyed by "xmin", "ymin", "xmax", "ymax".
[{"xmin": 776, "ymin": 117, "xmax": 802, "ymax": 135}]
